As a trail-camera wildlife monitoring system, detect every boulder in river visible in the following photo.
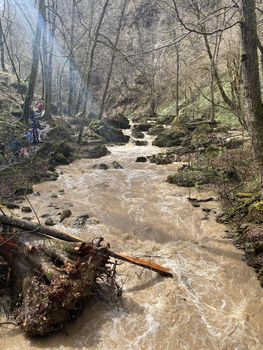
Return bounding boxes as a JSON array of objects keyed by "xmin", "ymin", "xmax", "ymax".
[
  {"xmin": 21, "ymin": 206, "xmax": 32, "ymax": 213},
  {"xmin": 98, "ymin": 163, "xmax": 109, "ymax": 170},
  {"xmin": 106, "ymin": 114, "xmax": 130, "ymax": 129},
  {"xmin": 45, "ymin": 217, "xmax": 55, "ymax": 226},
  {"xmin": 60, "ymin": 209, "xmax": 72, "ymax": 223},
  {"xmin": 84, "ymin": 144, "xmax": 109, "ymax": 159},
  {"xmin": 135, "ymin": 140, "xmax": 148, "ymax": 146},
  {"xmin": 89, "ymin": 120, "xmax": 129, "ymax": 143},
  {"xmin": 148, "ymin": 153, "xmax": 175, "ymax": 165},
  {"xmin": 74, "ymin": 214, "xmax": 90, "ymax": 228},
  {"xmin": 147, "ymin": 125, "xmax": 164, "ymax": 136},
  {"xmin": 111, "ymin": 161, "xmax": 123, "ymax": 169},
  {"xmin": 131, "ymin": 128, "xmax": 144, "ymax": 139},
  {"xmin": 136, "ymin": 156, "xmax": 147, "ymax": 163},
  {"xmin": 153, "ymin": 128, "xmax": 186, "ymax": 147},
  {"xmin": 134, "ymin": 123, "xmax": 151, "ymax": 132}
]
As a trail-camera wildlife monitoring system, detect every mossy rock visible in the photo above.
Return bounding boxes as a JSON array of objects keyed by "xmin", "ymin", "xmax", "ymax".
[
  {"xmin": 47, "ymin": 125, "xmax": 72, "ymax": 142},
  {"xmin": 247, "ymin": 201, "xmax": 263, "ymax": 223},
  {"xmin": 131, "ymin": 128, "xmax": 144, "ymax": 139},
  {"xmin": 14, "ymin": 186, "xmax": 34, "ymax": 196},
  {"xmin": 106, "ymin": 115, "xmax": 130, "ymax": 129},
  {"xmin": 153, "ymin": 128, "xmax": 186, "ymax": 147},
  {"xmin": 156, "ymin": 115, "xmax": 175, "ymax": 125},
  {"xmin": 81, "ymin": 128, "xmax": 103, "ymax": 144},
  {"xmin": 167, "ymin": 169, "xmax": 218, "ymax": 187},
  {"xmin": 89, "ymin": 120, "xmax": 129, "ymax": 143},
  {"xmin": 191, "ymin": 123, "xmax": 211, "ymax": 147},
  {"xmin": 134, "ymin": 123, "xmax": 151, "ymax": 132},
  {"xmin": 148, "ymin": 125, "xmax": 164, "ymax": 136},
  {"xmin": 37, "ymin": 141, "xmax": 74, "ymax": 166},
  {"xmin": 134, "ymin": 140, "xmax": 147, "ymax": 146},
  {"xmin": 84, "ymin": 144, "xmax": 109, "ymax": 159}
]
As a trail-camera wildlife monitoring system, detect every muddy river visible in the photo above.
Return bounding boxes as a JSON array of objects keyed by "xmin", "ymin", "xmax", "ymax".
[{"xmin": 1, "ymin": 133, "xmax": 263, "ymax": 350}]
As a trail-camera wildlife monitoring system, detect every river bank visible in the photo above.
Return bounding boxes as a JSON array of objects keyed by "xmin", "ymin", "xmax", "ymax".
[{"xmin": 0, "ymin": 128, "xmax": 262, "ymax": 349}]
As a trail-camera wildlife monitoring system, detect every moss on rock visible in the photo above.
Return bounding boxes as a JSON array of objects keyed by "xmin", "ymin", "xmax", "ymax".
[{"xmin": 153, "ymin": 128, "xmax": 186, "ymax": 147}]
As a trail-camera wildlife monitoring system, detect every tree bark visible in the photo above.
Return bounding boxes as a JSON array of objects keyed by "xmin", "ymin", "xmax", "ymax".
[
  {"xmin": 0, "ymin": 19, "xmax": 7, "ymax": 72},
  {"xmin": 240, "ymin": 0, "xmax": 263, "ymax": 187},
  {"xmin": 67, "ymin": 0, "xmax": 76, "ymax": 116},
  {"xmin": 78, "ymin": 0, "xmax": 110, "ymax": 143},
  {"xmin": 22, "ymin": 0, "xmax": 45, "ymax": 122},
  {"xmin": 98, "ymin": 0, "xmax": 128, "ymax": 119}
]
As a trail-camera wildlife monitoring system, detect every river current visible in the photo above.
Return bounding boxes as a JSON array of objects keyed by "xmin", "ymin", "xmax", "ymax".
[{"xmin": 1, "ymin": 133, "xmax": 263, "ymax": 350}]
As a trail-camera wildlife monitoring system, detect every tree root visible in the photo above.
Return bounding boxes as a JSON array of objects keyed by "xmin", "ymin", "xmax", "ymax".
[{"xmin": 0, "ymin": 227, "xmax": 118, "ymax": 337}]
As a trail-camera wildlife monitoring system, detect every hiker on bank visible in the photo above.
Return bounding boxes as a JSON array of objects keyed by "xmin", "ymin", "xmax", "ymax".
[
  {"xmin": 32, "ymin": 125, "xmax": 40, "ymax": 145},
  {"xmin": 25, "ymin": 130, "xmax": 33, "ymax": 145},
  {"xmin": 36, "ymin": 101, "xmax": 45, "ymax": 117}
]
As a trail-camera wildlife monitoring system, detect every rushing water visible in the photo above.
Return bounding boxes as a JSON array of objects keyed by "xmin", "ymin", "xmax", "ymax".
[{"xmin": 1, "ymin": 133, "xmax": 263, "ymax": 350}]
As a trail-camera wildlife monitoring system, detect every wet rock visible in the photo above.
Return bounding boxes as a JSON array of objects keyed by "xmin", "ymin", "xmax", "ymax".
[
  {"xmin": 45, "ymin": 217, "xmax": 55, "ymax": 226},
  {"xmin": 98, "ymin": 163, "xmax": 109, "ymax": 170},
  {"xmin": 33, "ymin": 192, "xmax": 41, "ymax": 196},
  {"xmin": 136, "ymin": 156, "xmax": 147, "ymax": 163},
  {"xmin": 135, "ymin": 140, "xmax": 147, "ymax": 146},
  {"xmin": 148, "ymin": 125, "xmax": 164, "ymax": 136},
  {"xmin": 14, "ymin": 187, "xmax": 34, "ymax": 196},
  {"xmin": 87, "ymin": 218, "xmax": 100, "ymax": 225},
  {"xmin": 189, "ymin": 199, "xmax": 201, "ymax": 208},
  {"xmin": 84, "ymin": 144, "xmax": 109, "ymax": 159},
  {"xmin": 106, "ymin": 114, "xmax": 130, "ymax": 129},
  {"xmin": 153, "ymin": 128, "xmax": 186, "ymax": 147},
  {"xmin": 46, "ymin": 125, "xmax": 72, "ymax": 142},
  {"xmin": 111, "ymin": 161, "xmax": 123, "ymax": 169},
  {"xmin": 89, "ymin": 120, "xmax": 129, "ymax": 143},
  {"xmin": 148, "ymin": 153, "xmax": 175, "ymax": 165},
  {"xmin": 202, "ymin": 208, "xmax": 212, "ymax": 213},
  {"xmin": 21, "ymin": 206, "xmax": 32, "ymax": 213},
  {"xmin": 81, "ymin": 129, "xmax": 104, "ymax": 145},
  {"xmin": 134, "ymin": 123, "xmax": 151, "ymax": 132},
  {"xmin": 131, "ymin": 129, "xmax": 144, "ymax": 139},
  {"xmin": 4, "ymin": 202, "xmax": 20, "ymax": 209},
  {"xmin": 37, "ymin": 142, "xmax": 74, "ymax": 166},
  {"xmin": 60, "ymin": 209, "xmax": 72, "ymax": 223},
  {"xmin": 74, "ymin": 214, "xmax": 90, "ymax": 228},
  {"xmin": 167, "ymin": 169, "xmax": 218, "ymax": 187},
  {"xmin": 41, "ymin": 214, "xmax": 50, "ymax": 218}
]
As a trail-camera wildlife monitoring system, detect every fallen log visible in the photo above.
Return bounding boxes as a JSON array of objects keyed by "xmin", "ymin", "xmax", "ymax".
[
  {"xmin": 0, "ymin": 214, "xmax": 173, "ymax": 336},
  {"xmin": 0, "ymin": 214, "xmax": 173, "ymax": 277}
]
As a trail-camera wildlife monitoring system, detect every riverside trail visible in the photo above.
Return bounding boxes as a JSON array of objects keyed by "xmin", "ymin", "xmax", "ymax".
[{"xmin": 1, "ymin": 132, "xmax": 263, "ymax": 350}]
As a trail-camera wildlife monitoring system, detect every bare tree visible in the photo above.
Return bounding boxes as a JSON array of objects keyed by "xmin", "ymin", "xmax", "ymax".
[
  {"xmin": 22, "ymin": 0, "xmax": 45, "ymax": 122},
  {"xmin": 240, "ymin": 0, "xmax": 263, "ymax": 187}
]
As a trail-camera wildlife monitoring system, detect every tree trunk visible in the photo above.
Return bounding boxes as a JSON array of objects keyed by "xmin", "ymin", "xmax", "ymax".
[
  {"xmin": 22, "ymin": 0, "xmax": 45, "ymax": 122},
  {"xmin": 0, "ymin": 19, "xmax": 7, "ymax": 72},
  {"xmin": 45, "ymin": 0, "xmax": 57, "ymax": 119},
  {"xmin": 67, "ymin": 0, "xmax": 76, "ymax": 116},
  {"xmin": 98, "ymin": 0, "xmax": 128, "ymax": 119},
  {"xmin": 175, "ymin": 44, "xmax": 180, "ymax": 117},
  {"xmin": 240, "ymin": 0, "xmax": 263, "ymax": 187},
  {"xmin": 78, "ymin": 0, "xmax": 110, "ymax": 143}
]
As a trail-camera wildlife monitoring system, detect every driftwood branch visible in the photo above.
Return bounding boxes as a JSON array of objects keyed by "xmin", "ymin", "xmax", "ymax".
[{"xmin": 0, "ymin": 214, "xmax": 173, "ymax": 277}]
